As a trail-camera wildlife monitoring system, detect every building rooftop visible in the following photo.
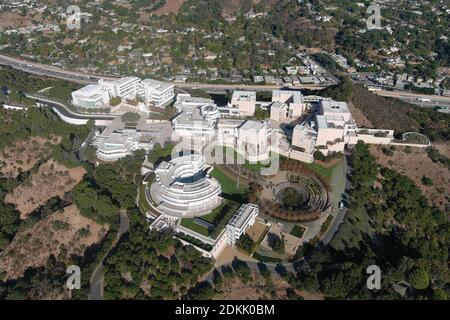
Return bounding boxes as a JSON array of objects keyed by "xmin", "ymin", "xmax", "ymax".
[
  {"xmin": 175, "ymin": 94, "xmax": 214, "ymax": 107},
  {"xmin": 316, "ymin": 115, "xmax": 328, "ymax": 129},
  {"xmin": 272, "ymin": 90, "xmax": 304, "ymax": 104},
  {"xmin": 227, "ymin": 204, "xmax": 259, "ymax": 230},
  {"xmin": 141, "ymin": 78, "xmax": 174, "ymax": 93},
  {"xmin": 320, "ymin": 100, "xmax": 349, "ymax": 115},
  {"xmin": 77, "ymin": 84, "xmax": 101, "ymax": 95},
  {"xmin": 270, "ymin": 101, "xmax": 285, "ymax": 111},
  {"xmin": 295, "ymin": 123, "xmax": 317, "ymax": 137},
  {"xmin": 172, "ymin": 104, "xmax": 218, "ymax": 128},
  {"xmin": 114, "ymin": 76, "xmax": 140, "ymax": 86},
  {"xmin": 239, "ymin": 120, "xmax": 268, "ymax": 132},
  {"xmin": 231, "ymin": 90, "xmax": 256, "ymax": 102}
]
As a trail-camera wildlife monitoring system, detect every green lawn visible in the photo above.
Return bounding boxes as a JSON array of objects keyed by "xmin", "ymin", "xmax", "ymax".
[
  {"xmin": 180, "ymin": 219, "xmax": 210, "ymax": 237},
  {"xmin": 181, "ymin": 199, "xmax": 242, "ymax": 239},
  {"xmin": 138, "ymin": 183, "xmax": 151, "ymax": 214},
  {"xmin": 244, "ymin": 160, "xmax": 272, "ymax": 172},
  {"xmin": 200, "ymin": 201, "xmax": 226, "ymax": 224},
  {"xmin": 44, "ymin": 84, "xmax": 79, "ymax": 102},
  {"xmin": 304, "ymin": 161, "xmax": 341, "ymax": 181},
  {"xmin": 290, "ymin": 225, "xmax": 306, "ymax": 238},
  {"xmin": 137, "ymin": 174, "xmax": 160, "ymax": 216},
  {"xmin": 210, "ymin": 167, "xmax": 247, "ymax": 195}
]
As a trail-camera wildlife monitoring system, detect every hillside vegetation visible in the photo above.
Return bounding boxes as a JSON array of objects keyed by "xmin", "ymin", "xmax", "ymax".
[
  {"xmin": 321, "ymin": 78, "xmax": 450, "ymax": 141},
  {"xmin": 0, "ymin": 107, "xmax": 92, "ymax": 251},
  {"xmin": 292, "ymin": 142, "xmax": 449, "ymax": 300},
  {"xmin": 0, "ymin": 205, "xmax": 107, "ymax": 281},
  {"xmin": 0, "ymin": 66, "xmax": 80, "ymax": 107}
]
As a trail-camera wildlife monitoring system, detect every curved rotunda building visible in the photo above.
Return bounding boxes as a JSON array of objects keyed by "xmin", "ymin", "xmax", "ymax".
[{"xmin": 150, "ymin": 154, "xmax": 223, "ymax": 217}]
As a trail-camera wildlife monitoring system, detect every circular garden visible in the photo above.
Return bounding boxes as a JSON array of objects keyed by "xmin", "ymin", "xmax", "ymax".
[{"xmin": 247, "ymin": 159, "xmax": 331, "ymax": 223}]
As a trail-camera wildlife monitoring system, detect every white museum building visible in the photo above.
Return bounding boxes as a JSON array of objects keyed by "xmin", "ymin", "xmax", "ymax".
[
  {"xmin": 149, "ymin": 154, "xmax": 223, "ymax": 217},
  {"xmin": 71, "ymin": 77, "xmax": 175, "ymax": 109}
]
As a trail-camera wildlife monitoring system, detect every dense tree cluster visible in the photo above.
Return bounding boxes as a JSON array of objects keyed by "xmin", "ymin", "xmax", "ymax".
[
  {"xmin": 0, "ymin": 255, "xmax": 68, "ymax": 300},
  {"xmin": 292, "ymin": 141, "xmax": 449, "ymax": 300},
  {"xmin": 176, "ymin": 0, "xmax": 225, "ymax": 32},
  {"xmin": 103, "ymin": 212, "xmax": 213, "ymax": 299},
  {"xmin": 0, "ymin": 107, "xmax": 92, "ymax": 154},
  {"xmin": 236, "ymin": 233, "xmax": 257, "ymax": 254},
  {"xmin": 426, "ymin": 147, "xmax": 450, "ymax": 171},
  {"xmin": 73, "ymin": 150, "xmax": 146, "ymax": 224},
  {"xmin": 267, "ymin": 233, "xmax": 285, "ymax": 254}
]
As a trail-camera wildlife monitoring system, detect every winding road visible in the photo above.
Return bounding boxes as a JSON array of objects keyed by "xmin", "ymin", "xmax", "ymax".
[
  {"xmin": 318, "ymin": 150, "xmax": 351, "ymax": 247},
  {"xmin": 88, "ymin": 210, "xmax": 129, "ymax": 300}
]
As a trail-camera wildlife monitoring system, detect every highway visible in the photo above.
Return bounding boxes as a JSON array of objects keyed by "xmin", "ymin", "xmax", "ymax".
[
  {"xmin": 0, "ymin": 53, "xmax": 117, "ymax": 85},
  {"xmin": 375, "ymin": 89, "xmax": 450, "ymax": 108},
  {"xmin": 3, "ymin": 52, "xmax": 450, "ymax": 102},
  {"xmin": 171, "ymin": 82, "xmax": 325, "ymax": 91},
  {"xmin": 0, "ymin": 53, "xmax": 325, "ymax": 91}
]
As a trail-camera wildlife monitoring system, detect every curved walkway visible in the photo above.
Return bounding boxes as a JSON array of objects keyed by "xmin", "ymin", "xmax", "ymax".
[
  {"xmin": 88, "ymin": 210, "xmax": 129, "ymax": 300},
  {"xmin": 25, "ymin": 94, "xmax": 116, "ymax": 120}
]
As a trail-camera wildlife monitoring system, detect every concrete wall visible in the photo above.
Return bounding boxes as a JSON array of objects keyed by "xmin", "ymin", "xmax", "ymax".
[
  {"xmin": 51, "ymin": 107, "xmax": 90, "ymax": 125},
  {"xmin": 275, "ymin": 148, "xmax": 314, "ymax": 163},
  {"xmin": 326, "ymin": 141, "xmax": 346, "ymax": 154},
  {"xmin": 390, "ymin": 142, "xmax": 429, "ymax": 148},
  {"xmin": 175, "ymin": 226, "xmax": 227, "ymax": 259},
  {"xmin": 51, "ymin": 107, "xmax": 113, "ymax": 126},
  {"xmin": 289, "ymin": 103, "xmax": 305, "ymax": 118},
  {"xmin": 349, "ymin": 135, "xmax": 392, "ymax": 145}
]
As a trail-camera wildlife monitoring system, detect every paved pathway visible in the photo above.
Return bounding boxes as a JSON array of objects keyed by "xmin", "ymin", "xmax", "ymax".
[
  {"xmin": 319, "ymin": 151, "xmax": 352, "ymax": 247},
  {"xmin": 88, "ymin": 210, "xmax": 129, "ymax": 300}
]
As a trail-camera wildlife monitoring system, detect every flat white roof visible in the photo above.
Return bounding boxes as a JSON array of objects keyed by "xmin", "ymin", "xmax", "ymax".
[
  {"xmin": 272, "ymin": 89, "xmax": 304, "ymax": 104},
  {"xmin": 320, "ymin": 100, "xmax": 349, "ymax": 114},
  {"xmin": 176, "ymin": 94, "xmax": 213, "ymax": 106},
  {"xmin": 232, "ymin": 90, "xmax": 256, "ymax": 102},
  {"xmin": 77, "ymin": 84, "xmax": 99, "ymax": 94},
  {"xmin": 142, "ymin": 78, "xmax": 174, "ymax": 93},
  {"xmin": 114, "ymin": 76, "xmax": 140, "ymax": 86},
  {"xmin": 239, "ymin": 120, "xmax": 268, "ymax": 132}
]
